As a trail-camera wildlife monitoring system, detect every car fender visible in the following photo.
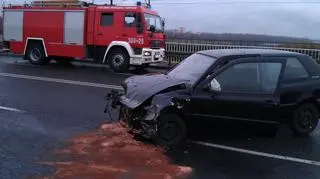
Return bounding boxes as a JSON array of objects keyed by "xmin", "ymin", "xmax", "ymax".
[
  {"xmin": 151, "ymin": 93, "xmax": 190, "ymax": 114},
  {"xmin": 288, "ymin": 89, "xmax": 318, "ymax": 108}
]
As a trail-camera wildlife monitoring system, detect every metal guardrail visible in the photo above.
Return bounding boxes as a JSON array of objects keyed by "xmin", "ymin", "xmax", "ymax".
[
  {"xmin": 166, "ymin": 39, "xmax": 282, "ymax": 47},
  {"xmin": 165, "ymin": 42, "xmax": 320, "ymax": 65},
  {"xmin": 1, "ymin": 37, "xmax": 320, "ymax": 65}
]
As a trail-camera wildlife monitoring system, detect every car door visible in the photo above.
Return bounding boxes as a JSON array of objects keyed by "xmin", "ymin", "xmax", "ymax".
[
  {"xmin": 186, "ymin": 57, "xmax": 286, "ymax": 125},
  {"xmin": 278, "ymin": 56, "xmax": 312, "ymax": 118}
]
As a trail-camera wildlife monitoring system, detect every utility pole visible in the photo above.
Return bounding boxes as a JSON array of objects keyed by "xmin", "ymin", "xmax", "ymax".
[{"xmin": 110, "ymin": 0, "xmax": 113, "ymax": 5}]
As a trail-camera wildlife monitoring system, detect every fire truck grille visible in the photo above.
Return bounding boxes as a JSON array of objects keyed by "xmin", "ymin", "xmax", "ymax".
[{"xmin": 151, "ymin": 40, "xmax": 162, "ymax": 49}]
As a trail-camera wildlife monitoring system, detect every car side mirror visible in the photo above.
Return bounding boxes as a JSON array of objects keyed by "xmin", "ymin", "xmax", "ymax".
[{"xmin": 209, "ymin": 78, "xmax": 221, "ymax": 92}]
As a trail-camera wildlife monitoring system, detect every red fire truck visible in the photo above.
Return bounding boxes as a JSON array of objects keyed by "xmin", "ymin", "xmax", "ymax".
[{"xmin": 2, "ymin": 0, "xmax": 166, "ymax": 72}]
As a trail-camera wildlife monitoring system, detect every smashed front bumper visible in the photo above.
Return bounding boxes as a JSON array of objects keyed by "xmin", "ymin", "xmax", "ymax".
[{"xmin": 104, "ymin": 90, "xmax": 161, "ymax": 139}]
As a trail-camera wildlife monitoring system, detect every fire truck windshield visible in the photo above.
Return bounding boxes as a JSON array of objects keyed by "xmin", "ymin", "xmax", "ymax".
[{"xmin": 144, "ymin": 13, "xmax": 163, "ymax": 33}]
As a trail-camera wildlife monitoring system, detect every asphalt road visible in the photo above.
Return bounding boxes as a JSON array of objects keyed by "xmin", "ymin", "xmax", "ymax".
[{"xmin": 1, "ymin": 56, "xmax": 320, "ymax": 179}]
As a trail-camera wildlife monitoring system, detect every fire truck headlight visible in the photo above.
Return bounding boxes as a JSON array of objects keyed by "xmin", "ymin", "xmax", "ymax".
[{"xmin": 144, "ymin": 51, "xmax": 151, "ymax": 56}]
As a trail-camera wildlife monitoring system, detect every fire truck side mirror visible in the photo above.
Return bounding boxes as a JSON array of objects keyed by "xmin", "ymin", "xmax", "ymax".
[
  {"xmin": 161, "ymin": 18, "xmax": 165, "ymax": 27},
  {"xmin": 149, "ymin": 25, "xmax": 156, "ymax": 32},
  {"xmin": 161, "ymin": 18, "xmax": 165, "ymax": 31}
]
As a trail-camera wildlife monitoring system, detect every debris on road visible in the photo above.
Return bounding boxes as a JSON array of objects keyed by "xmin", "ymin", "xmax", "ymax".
[{"xmin": 39, "ymin": 123, "xmax": 193, "ymax": 179}]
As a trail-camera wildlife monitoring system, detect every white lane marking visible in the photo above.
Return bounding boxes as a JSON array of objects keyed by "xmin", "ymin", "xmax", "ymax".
[
  {"xmin": 0, "ymin": 72, "xmax": 123, "ymax": 90},
  {"xmin": 0, "ymin": 106, "xmax": 25, "ymax": 113},
  {"xmin": 2, "ymin": 59, "xmax": 133, "ymax": 76},
  {"xmin": 192, "ymin": 141, "xmax": 320, "ymax": 167}
]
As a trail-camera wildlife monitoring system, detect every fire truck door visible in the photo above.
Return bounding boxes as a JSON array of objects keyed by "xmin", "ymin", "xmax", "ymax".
[
  {"xmin": 121, "ymin": 12, "xmax": 144, "ymax": 47},
  {"xmin": 95, "ymin": 11, "xmax": 120, "ymax": 46}
]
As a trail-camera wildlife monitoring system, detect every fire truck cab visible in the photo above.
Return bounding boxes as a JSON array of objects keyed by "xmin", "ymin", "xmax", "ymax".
[{"xmin": 2, "ymin": 1, "xmax": 166, "ymax": 72}]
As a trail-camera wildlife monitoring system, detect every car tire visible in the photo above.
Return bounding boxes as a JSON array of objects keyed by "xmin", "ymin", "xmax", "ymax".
[
  {"xmin": 25, "ymin": 43, "xmax": 49, "ymax": 65},
  {"xmin": 108, "ymin": 49, "xmax": 130, "ymax": 73},
  {"xmin": 290, "ymin": 103, "xmax": 319, "ymax": 136},
  {"xmin": 155, "ymin": 113, "xmax": 187, "ymax": 147}
]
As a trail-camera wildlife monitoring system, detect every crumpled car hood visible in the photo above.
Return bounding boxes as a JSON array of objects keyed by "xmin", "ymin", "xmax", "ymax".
[{"xmin": 120, "ymin": 73, "xmax": 187, "ymax": 109}]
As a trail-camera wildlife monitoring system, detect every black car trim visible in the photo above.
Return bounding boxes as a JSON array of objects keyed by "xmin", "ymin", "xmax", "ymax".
[
  {"xmin": 279, "ymin": 103, "xmax": 297, "ymax": 107},
  {"xmin": 187, "ymin": 113, "xmax": 279, "ymax": 124}
]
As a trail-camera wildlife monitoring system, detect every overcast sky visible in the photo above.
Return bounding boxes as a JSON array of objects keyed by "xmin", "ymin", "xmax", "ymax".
[{"xmin": 6, "ymin": 0, "xmax": 320, "ymax": 39}]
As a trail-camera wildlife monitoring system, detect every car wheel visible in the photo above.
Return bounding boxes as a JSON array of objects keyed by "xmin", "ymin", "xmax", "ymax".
[
  {"xmin": 108, "ymin": 49, "xmax": 130, "ymax": 73},
  {"xmin": 26, "ymin": 43, "xmax": 49, "ymax": 65},
  {"xmin": 155, "ymin": 113, "xmax": 187, "ymax": 147},
  {"xmin": 290, "ymin": 103, "xmax": 319, "ymax": 136}
]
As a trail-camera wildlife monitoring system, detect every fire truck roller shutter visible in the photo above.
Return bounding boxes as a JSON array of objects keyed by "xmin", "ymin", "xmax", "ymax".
[
  {"xmin": 3, "ymin": 10, "xmax": 23, "ymax": 42},
  {"xmin": 64, "ymin": 11, "xmax": 85, "ymax": 45},
  {"xmin": 102, "ymin": 41, "xmax": 134, "ymax": 73}
]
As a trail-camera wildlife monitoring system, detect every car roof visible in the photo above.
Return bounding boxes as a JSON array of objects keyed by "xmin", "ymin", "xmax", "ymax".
[{"xmin": 197, "ymin": 48, "xmax": 303, "ymax": 59}]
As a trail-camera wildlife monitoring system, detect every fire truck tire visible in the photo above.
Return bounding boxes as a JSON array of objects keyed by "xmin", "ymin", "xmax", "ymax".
[
  {"xmin": 108, "ymin": 48, "xmax": 130, "ymax": 73},
  {"xmin": 26, "ymin": 43, "xmax": 49, "ymax": 65}
]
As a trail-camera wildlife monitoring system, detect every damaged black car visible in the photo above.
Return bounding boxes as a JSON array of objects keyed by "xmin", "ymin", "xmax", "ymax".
[{"xmin": 105, "ymin": 49, "xmax": 320, "ymax": 146}]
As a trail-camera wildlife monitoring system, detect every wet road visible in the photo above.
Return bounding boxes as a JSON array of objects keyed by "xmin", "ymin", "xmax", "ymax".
[{"xmin": 1, "ymin": 56, "xmax": 320, "ymax": 179}]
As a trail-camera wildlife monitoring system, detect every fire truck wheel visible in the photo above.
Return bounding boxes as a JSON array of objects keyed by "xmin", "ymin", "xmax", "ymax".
[
  {"xmin": 108, "ymin": 49, "xmax": 130, "ymax": 73},
  {"xmin": 26, "ymin": 43, "xmax": 49, "ymax": 65}
]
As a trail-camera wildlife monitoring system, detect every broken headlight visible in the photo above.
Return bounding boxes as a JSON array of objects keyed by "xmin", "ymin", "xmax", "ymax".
[{"xmin": 143, "ymin": 103, "xmax": 160, "ymax": 121}]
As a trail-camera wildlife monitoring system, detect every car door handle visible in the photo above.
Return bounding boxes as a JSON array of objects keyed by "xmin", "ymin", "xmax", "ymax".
[
  {"xmin": 98, "ymin": 32, "xmax": 103, "ymax": 35},
  {"xmin": 122, "ymin": 34, "xmax": 127, "ymax": 37}
]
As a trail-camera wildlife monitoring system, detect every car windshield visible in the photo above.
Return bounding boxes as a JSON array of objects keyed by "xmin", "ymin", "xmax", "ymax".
[
  {"xmin": 144, "ymin": 13, "xmax": 163, "ymax": 32},
  {"xmin": 167, "ymin": 54, "xmax": 217, "ymax": 85}
]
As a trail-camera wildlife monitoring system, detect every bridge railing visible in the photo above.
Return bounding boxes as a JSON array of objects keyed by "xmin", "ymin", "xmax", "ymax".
[
  {"xmin": 1, "ymin": 37, "xmax": 320, "ymax": 65},
  {"xmin": 165, "ymin": 42, "xmax": 320, "ymax": 65}
]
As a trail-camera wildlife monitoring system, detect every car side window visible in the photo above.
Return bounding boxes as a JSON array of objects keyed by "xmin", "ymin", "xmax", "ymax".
[
  {"xmin": 214, "ymin": 62, "xmax": 282, "ymax": 93},
  {"xmin": 260, "ymin": 63, "xmax": 282, "ymax": 93},
  {"xmin": 283, "ymin": 58, "xmax": 309, "ymax": 81}
]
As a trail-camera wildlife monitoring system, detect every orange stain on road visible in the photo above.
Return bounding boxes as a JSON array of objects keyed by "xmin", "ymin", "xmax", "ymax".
[{"xmin": 39, "ymin": 123, "xmax": 193, "ymax": 179}]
